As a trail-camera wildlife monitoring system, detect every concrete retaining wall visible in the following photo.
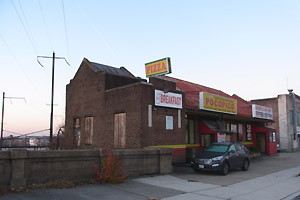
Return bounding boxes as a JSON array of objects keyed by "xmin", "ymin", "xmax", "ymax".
[{"xmin": 0, "ymin": 148, "xmax": 172, "ymax": 189}]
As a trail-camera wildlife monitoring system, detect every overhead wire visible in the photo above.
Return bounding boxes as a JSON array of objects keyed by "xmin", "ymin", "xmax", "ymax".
[
  {"xmin": 17, "ymin": 0, "xmax": 37, "ymax": 51},
  {"xmin": 77, "ymin": 4, "xmax": 117, "ymax": 57},
  {"xmin": 62, "ymin": 0, "xmax": 70, "ymax": 64},
  {"xmin": 37, "ymin": 0, "xmax": 54, "ymax": 51},
  {"xmin": 10, "ymin": 0, "xmax": 39, "ymax": 55},
  {"xmin": 14, "ymin": 129, "xmax": 50, "ymax": 138},
  {"xmin": 3, "ymin": 130, "xmax": 23, "ymax": 136},
  {"xmin": 0, "ymin": 34, "xmax": 36, "ymax": 88},
  {"xmin": 4, "ymin": 1, "xmax": 70, "ymax": 138}
]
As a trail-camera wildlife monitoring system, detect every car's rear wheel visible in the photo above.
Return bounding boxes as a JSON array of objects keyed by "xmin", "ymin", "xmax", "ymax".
[
  {"xmin": 221, "ymin": 162, "xmax": 229, "ymax": 175},
  {"xmin": 241, "ymin": 159, "xmax": 249, "ymax": 171}
]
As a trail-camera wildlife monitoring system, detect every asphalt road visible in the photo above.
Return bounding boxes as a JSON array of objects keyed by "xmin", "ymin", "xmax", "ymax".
[{"xmin": 172, "ymin": 151, "xmax": 300, "ymax": 186}]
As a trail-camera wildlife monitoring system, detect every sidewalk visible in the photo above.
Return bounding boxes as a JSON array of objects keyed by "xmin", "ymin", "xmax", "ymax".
[
  {"xmin": 1, "ymin": 166, "xmax": 300, "ymax": 200},
  {"xmin": 136, "ymin": 166, "xmax": 300, "ymax": 200},
  {"xmin": 1, "ymin": 152, "xmax": 300, "ymax": 200}
]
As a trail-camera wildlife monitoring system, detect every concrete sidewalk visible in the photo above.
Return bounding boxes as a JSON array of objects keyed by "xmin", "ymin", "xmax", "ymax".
[
  {"xmin": 1, "ymin": 166, "xmax": 300, "ymax": 200},
  {"xmin": 136, "ymin": 166, "xmax": 300, "ymax": 200}
]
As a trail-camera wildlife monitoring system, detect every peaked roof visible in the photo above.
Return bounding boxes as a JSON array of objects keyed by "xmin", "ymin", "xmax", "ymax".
[
  {"xmin": 164, "ymin": 76, "xmax": 252, "ymax": 117},
  {"xmin": 86, "ymin": 58, "xmax": 135, "ymax": 78}
]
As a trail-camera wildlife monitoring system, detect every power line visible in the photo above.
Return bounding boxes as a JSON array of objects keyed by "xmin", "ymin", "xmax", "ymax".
[
  {"xmin": 14, "ymin": 128, "xmax": 50, "ymax": 138},
  {"xmin": 78, "ymin": 4, "xmax": 117, "ymax": 57},
  {"xmin": 3, "ymin": 130, "xmax": 23, "ymax": 136},
  {"xmin": 10, "ymin": 0, "xmax": 38, "ymax": 55},
  {"xmin": 0, "ymin": 33, "xmax": 38, "ymax": 88},
  {"xmin": 37, "ymin": 0, "xmax": 54, "ymax": 51},
  {"xmin": 17, "ymin": 0, "xmax": 37, "ymax": 50},
  {"xmin": 62, "ymin": 0, "xmax": 70, "ymax": 62}
]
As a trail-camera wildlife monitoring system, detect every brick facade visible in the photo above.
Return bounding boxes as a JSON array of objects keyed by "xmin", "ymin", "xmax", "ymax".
[
  {"xmin": 65, "ymin": 58, "xmax": 185, "ymax": 161},
  {"xmin": 251, "ymin": 94, "xmax": 300, "ymax": 152},
  {"xmin": 251, "ymin": 98, "xmax": 279, "ymax": 141}
]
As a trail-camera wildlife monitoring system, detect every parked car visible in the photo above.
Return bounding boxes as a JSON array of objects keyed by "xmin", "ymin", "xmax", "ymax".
[{"xmin": 191, "ymin": 142, "xmax": 250, "ymax": 175}]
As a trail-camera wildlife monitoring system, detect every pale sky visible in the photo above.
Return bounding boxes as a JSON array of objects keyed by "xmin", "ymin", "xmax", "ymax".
[{"xmin": 0, "ymin": 0, "xmax": 300, "ymax": 137}]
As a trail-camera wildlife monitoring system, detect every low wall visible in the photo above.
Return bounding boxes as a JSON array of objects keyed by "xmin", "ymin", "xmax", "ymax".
[{"xmin": 0, "ymin": 148, "xmax": 172, "ymax": 189}]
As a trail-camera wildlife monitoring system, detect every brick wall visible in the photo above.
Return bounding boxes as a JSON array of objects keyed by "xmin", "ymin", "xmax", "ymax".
[
  {"xmin": 65, "ymin": 61, "xmax": 106, "ymax": 149},
  {"xmin": 104, "ymin": 82, "xmax": 149, "ymax": 149},
  {"xmin": 0, "ymin": 148, "xmax": 172, "ymax": 189},
  {"xmin": 251, "ymin": 98, "xmax": 279, "ymax": 142}
]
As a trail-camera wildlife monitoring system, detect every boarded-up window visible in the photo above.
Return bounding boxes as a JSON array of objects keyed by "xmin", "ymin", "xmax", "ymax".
[
  {"xmin": 114, "ymin": 113, "xmax": 126, "ymax": 148},
  {"xmin": 85, "ymin": 117, "xmax": 94, "ymax": 145},
  {"xmin": 73, "ymin": 118, "xmax": 81, "ymax": 146}
]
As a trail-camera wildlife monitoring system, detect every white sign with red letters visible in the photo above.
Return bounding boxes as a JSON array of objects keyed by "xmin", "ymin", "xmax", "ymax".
[{"xmin": 155, "ymin": 89, "xmax": 182, "ymax": 109}]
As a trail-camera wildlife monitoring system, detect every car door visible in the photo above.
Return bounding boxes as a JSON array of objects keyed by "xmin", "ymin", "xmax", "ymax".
[
  {"xmin": 234, "ymin": 144, "xmax": 245, "ymax": 167},
  {"xmin": 228, "ymin": 144, "xmax": 239, "ymax": 168}
]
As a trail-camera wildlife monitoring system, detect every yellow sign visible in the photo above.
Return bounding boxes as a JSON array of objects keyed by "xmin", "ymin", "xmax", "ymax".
[
  {"xmin": 145, "ymin": 57, "xmax": 171, "ymax": 77},
  {"xmin": 199, "ymin": 92, "xmax": 237, "ymax": 114}
]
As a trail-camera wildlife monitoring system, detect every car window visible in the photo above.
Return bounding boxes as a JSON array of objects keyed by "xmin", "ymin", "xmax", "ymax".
[
  {"xmin": 228, "ymin": 144, "xmax": 236, "ymax": 152},
  {"xmin": 240, "ymin": 144, "xmax": 249, "ymax": 153},
  {"xmin": 235, "ymin": 144, "xmax": 242, "ymax": 152},
  {"xmin": 205, "ymin": 144, "xmax": 229, "ymax": 152}
]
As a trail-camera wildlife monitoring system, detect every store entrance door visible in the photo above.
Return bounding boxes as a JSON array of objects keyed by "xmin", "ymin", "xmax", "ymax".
[{"xmin": 256, "ymin": 132, "xmax": 266, "ymax": 153}]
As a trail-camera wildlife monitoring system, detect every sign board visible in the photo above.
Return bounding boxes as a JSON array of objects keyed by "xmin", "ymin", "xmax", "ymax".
[
  {"xmin": 155, "ymin": 89, "xmax": 182, "ymax": 109},
  {"xmin": 145, "ymin": 57, "xmax": 171, "ymax": 77},
  {"xmin": 252, "ymin": 104, "xmax": 273, "ymax": 120},
  {"xmin": 231, "ymin": 124, "xmax": 237, "ymax": 133},
  {"xmin": 217, "ymin": 133, "xmax": 226, "ymax": 142},
  {"xmin": 199, "ymin": 92, "xmax": 237, "ymax": 114}
]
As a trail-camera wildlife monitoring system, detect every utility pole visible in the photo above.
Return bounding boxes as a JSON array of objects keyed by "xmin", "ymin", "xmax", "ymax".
[
  {"xmin": 0, "ymin": 92, "xmax": 26, "ymax": 148},
  {"xmin": 1, "ymin": 92, "xmax": 5, "ymax": 146},
  {"xmin": 37, "ymin": 52, "xmax": 69, "ymax": 149}
]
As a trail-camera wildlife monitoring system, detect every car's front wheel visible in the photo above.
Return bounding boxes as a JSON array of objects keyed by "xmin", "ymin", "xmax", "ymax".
[
  {"xmin": 221, "ymin": 162, "xmax": 229, "ymax": 175},
  {"xmin": 241, "ymin": 159, "xmax": 249, "ymax": 171}
]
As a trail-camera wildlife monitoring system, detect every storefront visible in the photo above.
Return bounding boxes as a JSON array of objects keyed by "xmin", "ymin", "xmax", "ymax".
[{"xmin": 163, "ymin": 76, "xmax": 276, "ymax": 161}]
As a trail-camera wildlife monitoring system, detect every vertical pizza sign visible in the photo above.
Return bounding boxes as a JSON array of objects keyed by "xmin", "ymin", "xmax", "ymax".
[{"xmin": 145, "ymin": 57, "xmax": 171, "ymax": 77}]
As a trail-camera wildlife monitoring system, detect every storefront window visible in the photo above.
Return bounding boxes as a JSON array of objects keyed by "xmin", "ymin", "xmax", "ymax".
[
  {"xmin": 231, "ymin": 124, "xmax": 237, "ymax": 133},
  {"xmin": 201, "ymin": 134, "xmax": 215, "ymax": 147},
  {"xmin": 246, "ymin": 125, "xmax": 252, "ymax": 141},
  {"xmin": 226, "ymin": 134, "xmax": 231, "ymax": 142},
  {"xmin": 238, "ymin": 124, "xmax": 243, "ymax": 141},
  {"xmin": 226, "ymin": 123, "xmax": 231, "ymax": 131},
  {"xmin": 269, "ymin": 132, "xmax": 276, "ymax": 142},
  {"xmin": 185, "ymin": 119, "xmax": 195, "ymax": 144}
]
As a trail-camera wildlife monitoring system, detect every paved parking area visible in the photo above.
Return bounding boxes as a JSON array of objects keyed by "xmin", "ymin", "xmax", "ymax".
[{"xmin": 171, "ymin": 152, "xmax": 300, "ymax": 186}]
